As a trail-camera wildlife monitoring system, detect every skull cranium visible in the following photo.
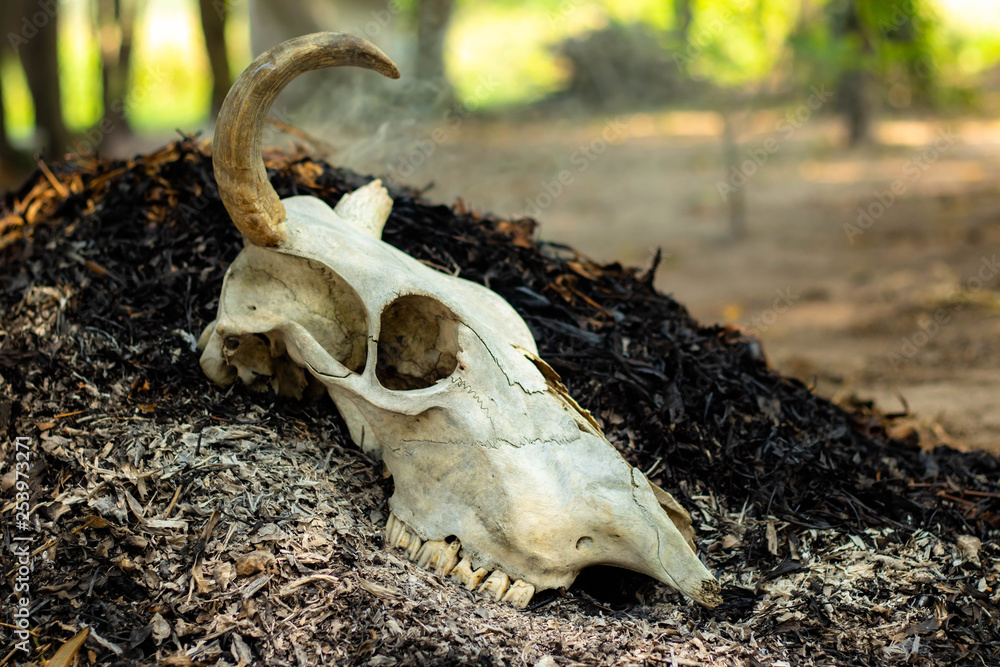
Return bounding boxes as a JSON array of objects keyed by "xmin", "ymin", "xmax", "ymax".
[{"xmin": 200, "ymin": 32, "xmax": 721, "ymax": 608}]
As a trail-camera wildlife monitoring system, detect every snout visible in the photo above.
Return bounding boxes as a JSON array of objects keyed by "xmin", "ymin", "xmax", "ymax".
[
  {"xmin": 613, "ymin": 472, "xmax": 722, "ymax": 607},
  {"xmin": 647, "ymin": 532, "xmax": 722, "ymax": 606}
]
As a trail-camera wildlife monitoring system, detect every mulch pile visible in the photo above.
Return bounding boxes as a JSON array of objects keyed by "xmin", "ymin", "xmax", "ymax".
[{"xmin": 1, "ymin": 137, "xmax": 998, "ymax": 666}]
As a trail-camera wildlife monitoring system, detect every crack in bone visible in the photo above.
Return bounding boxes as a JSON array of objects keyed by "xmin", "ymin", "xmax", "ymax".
[{"xmin": 385, "ymin": 512, "xmax": 535, "ymax": 608}]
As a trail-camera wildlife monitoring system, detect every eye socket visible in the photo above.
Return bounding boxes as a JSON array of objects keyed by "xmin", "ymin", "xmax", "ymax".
[
  {"xmin": 221, "ymin": 253, "xmax": 369, "ymax": 374},
  {"xmin": 376, "ymin": 295, "xmax": 460, "ymax": 391},
  {"xmin": 576, "ymin": 536, "xmax": 594, "ymax": 550}
]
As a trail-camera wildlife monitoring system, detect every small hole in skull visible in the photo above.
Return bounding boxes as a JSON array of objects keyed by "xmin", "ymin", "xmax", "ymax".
[
  {"xmin": 376, "ymin": 295, "xmax": 460, "ymax": 390},
  {"xmin": 574, "ymin": 565, "xmax": 656, "ymax": 609},
  {"xmin": 444, "ymin": 535, "xmax": 458, "ymax": 544},
  {"xmin": 576, "ymin": 536, "xmax": 593, "ymax": 550},
  {"xmin": 224, "ymin": 336, "xmax": 241, "ymax": 351}
]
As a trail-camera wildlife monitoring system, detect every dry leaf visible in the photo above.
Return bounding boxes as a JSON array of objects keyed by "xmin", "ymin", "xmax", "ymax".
[
  {"xmin": 150, "ymin": 612, "xmax": 172, "ymax": 645},
  {"xmin": 47, "ymin": 627, "xmax": 90, "ymax": 667},
  {"xmin": 766, "ymin": 520, "xmax": 779, "ymax": 556},
  {"xmin": 235, "ymin": 550, "xmax": 277, "ymax": 576},
  {"xmin": 358, "ymin": 577, "xmax": 401, "ymax": 600}
]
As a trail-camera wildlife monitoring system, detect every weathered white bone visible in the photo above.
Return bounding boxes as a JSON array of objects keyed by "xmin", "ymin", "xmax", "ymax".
[{"xmin": 200, "ymin": 32, "xmax": 721, "ymax": 609}]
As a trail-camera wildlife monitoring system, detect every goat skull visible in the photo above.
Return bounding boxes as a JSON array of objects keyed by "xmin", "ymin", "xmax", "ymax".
[{"xmin": 199, "ymin": 32, "xmax": 721, "ymax": 608}]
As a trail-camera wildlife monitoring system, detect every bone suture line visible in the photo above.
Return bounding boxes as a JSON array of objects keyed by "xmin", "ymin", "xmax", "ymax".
[{"xmin": 386, "ymin": 513, "xmax": 535, "ymax": 608}]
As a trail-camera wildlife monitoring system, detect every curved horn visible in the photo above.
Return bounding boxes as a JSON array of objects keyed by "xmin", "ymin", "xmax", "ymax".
[{"xmin": 213, "ymin": 33, "xmax": 400, "ymax": 246}]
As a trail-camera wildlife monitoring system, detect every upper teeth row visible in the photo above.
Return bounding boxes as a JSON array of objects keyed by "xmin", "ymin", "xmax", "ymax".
[{"xmin": 385, "ymin": 513, "xmax": 535, "ymax": 608}]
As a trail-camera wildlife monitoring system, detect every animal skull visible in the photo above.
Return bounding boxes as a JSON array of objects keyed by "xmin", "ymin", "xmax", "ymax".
[{"xmin": 199, "ymin": 32, "xmax": 721, "ymax": 609}]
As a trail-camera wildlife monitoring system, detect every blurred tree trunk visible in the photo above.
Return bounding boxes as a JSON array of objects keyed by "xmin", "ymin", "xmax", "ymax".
[
  {"xmin": 842, "ymin": 70, "xmax": 876, "ymax": 145},
  {"xmin": 248, "ymin": 0, "xmax": 324, "ymax": 113},
  {"xmin": 0, "ymin": 2, "xmax": 25, "ymax": 167},
  {"xmin": 837, "ymin": 0, "xmax": 875, "ymax": 145},
  {"xmin": 722, "ymin": 112, "xmax": 746, "ymax": 240},
  {"xmin": 250, "ymin": 0, "xmax": 322, "ymax": 53},
  {"xmin": 673, "ymin": 0, "xmax": 693, "ymax": 40},
  {"xmin": 416, "ymin": 0, "xmax": 454, "ymax": 104},
  {"xmin": 0, "ymin": 70, "xmax": 19, "ymax": 165},
  {"xmin": 199, "ymin": 0, "xmax": 230, "ymax": 116},
  {"xmin": 98, "ymin": 0, "xmax": 137, "ymax": 143},
  {"xmin": 17, "ymin": 0, "xmax": 71, "ymax": 157},
  {"xmin": 0, "ymin": 1, "xmax": 11, "ymax": 164}
]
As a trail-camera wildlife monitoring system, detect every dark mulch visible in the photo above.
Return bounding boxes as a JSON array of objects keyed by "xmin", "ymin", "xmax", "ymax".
[{"xmin": 1, "ymin": 137, "xmax": 997, "ymax": 666}]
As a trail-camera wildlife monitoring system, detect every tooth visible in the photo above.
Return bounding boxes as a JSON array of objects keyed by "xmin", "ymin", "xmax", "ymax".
[
  {"xmin": 502, "ymin": 579, "xmax": 535, "ymax": 608},
  {"xmin": 385, "ymin": 514, "xmax": 422, "ymax": 559},
  {"xmin": 386, "ymin": 514, "xmax": 402, "ymax": 544},
  {"xmin": 405, "ymin": 535, "xmax": 422, "ymax": 560},
  {"xmin": 386, "ymin": 513, "xmax": 412, "ymax": 549},
  {"xmin": 478, "ymin": 571, "xmax": 511, "ymax": 601},
  {"xmin": 416, "ymin": 540, "xmax": 447, "ymax": 568},
  {"xmin": 433, "ymin": 541, "xmax": 461, "ymax": 577},
  {"xmin": 450, "ymin": 558, "xmax": 489, "ymax": 590}
]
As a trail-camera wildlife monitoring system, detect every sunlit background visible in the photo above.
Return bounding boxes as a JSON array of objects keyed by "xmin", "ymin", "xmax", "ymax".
[{"xmin": 1, "ymin": 0, "xmax": 999, "ymax": 140}]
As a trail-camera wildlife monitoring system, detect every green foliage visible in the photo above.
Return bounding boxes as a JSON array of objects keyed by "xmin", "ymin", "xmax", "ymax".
[
  {"xmin": 668, "ymin": 0, "xmax": 801, "ymax": 86},
  {"xmin": 788, "ymin": 0, "xmax": 998, "ymax": 111},
  {"xmin": 859, "ymin": 0, "xmax": 937, "ymax": 104},
  {"xmin": 449, "ymin": 0, "xmax": 1000, "ymax": 112}
]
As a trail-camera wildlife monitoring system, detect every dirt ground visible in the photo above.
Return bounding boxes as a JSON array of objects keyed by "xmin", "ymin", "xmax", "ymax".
[{"xmin": 346, "ymin": 112, "xmax": 1000, "ymax": 454}]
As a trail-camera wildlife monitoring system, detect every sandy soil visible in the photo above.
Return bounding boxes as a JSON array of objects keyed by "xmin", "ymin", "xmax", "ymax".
[{"xmin": 346, "ymin": 111, "xmax": 1000, "ymax": 454}]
